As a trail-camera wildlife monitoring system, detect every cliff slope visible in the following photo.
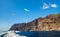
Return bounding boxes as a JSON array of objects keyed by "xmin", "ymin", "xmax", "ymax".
[{"xmin": 10, "ymin": 13, "xmax": 60, "ymax": 31}]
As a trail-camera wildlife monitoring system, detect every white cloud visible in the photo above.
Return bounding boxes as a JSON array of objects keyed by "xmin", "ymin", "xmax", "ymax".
[
  {"xmin": 51, "ymin": 4, "xmax": 57, "ymax": 8},
  {"xmin": 42, "ymin": 3, "xmax": 49, "ymax": 9},
  {"xmin": 24, "ymin": 8, "xmax": 30, "ymax": 12}
]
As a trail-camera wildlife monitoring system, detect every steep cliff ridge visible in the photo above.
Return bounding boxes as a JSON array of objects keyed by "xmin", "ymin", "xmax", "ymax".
[{"xmin": 10, "ymin": 13, "xmax": 60, "ymax": 31}]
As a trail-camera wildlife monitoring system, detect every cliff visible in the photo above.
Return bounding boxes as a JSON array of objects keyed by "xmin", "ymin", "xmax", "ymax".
[{"xmin": 9, "ymin": 13, "xmax": 60, "ymax": 31}]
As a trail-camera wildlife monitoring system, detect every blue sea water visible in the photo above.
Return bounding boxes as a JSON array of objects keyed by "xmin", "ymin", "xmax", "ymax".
[
  {"xmin": 1, "ymin": 31, "xmax": 60, "ymax": 37},
  {"xmin": 16, "ymin": 31, "xmax": 60, "ymax": 37}
]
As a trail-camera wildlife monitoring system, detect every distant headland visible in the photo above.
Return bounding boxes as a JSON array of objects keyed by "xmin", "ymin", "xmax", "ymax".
[{"xmin": 9, "ymin": 13, "xmax": 60, "ymax": 31}]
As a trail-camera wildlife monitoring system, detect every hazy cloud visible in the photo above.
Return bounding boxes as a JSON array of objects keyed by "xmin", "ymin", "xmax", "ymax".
[
  {"xmin": 11, "ymin": 13, "xmax": 16, "ymax": 16},
  {"xmin": 42, "ymin": 3, "xmax": 49, "ymax": 9},
  {"xmin": 51, "ymin": 4, "xmax": 57, "ymax": 8},
  {"xmin": 24, "ymin": 8, "xmax": 30, "ymax": 12}
]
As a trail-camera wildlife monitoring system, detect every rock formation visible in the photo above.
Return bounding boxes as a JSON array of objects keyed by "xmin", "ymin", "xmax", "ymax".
[{"xmin": 10, "ymin": 13, "xmax": 60, "ymax": 31}]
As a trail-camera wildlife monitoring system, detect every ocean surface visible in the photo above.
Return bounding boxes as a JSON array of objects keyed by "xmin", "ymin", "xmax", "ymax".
[
  {"xmin": 0, "ymin": 31, "xmax": 60, "ymax": 37},
  {"xmin": 16, "ymin": 31, "xmax": 60, "ymax": 37}
]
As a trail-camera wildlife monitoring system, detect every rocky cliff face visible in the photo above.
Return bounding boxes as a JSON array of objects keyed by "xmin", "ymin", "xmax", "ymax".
[{"xmin": 10, "ymin": 14, "xmax": 60, "ymax": 31}]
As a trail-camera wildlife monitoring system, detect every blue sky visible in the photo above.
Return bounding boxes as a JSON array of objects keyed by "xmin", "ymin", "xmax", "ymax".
[{"xmin": 0, "ymin": 0, "xmax": 60, "ymax": 31}]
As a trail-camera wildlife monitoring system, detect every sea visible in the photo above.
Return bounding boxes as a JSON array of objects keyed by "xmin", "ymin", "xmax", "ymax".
[
  {"xmin": 0, "ymin": 31, "xmax": 60, "ymax": 37},
  {"xmin": 16, "ymin": 31, "xmax": 60, "ymax": 37}
]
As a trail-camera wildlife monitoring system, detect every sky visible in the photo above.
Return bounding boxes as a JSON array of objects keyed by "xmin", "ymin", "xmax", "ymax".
[{"xmin": 0, "ymin": 0, "xmax": 60, "ymax": 31}]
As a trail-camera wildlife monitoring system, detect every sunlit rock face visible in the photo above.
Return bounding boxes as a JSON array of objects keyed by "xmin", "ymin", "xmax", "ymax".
[
  {"xmin": 0, "ymin": 31, "xmax": 27, "ymax": 37},
  {"xmin": 10, "ymin": 14, "xmax": 60, "ymax": 31}
]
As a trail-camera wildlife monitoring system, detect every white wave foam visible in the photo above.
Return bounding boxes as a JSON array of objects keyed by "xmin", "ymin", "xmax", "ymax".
[{"xmin": 0, "ymin": 31, "xmax": 27, "ymax": 37}]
